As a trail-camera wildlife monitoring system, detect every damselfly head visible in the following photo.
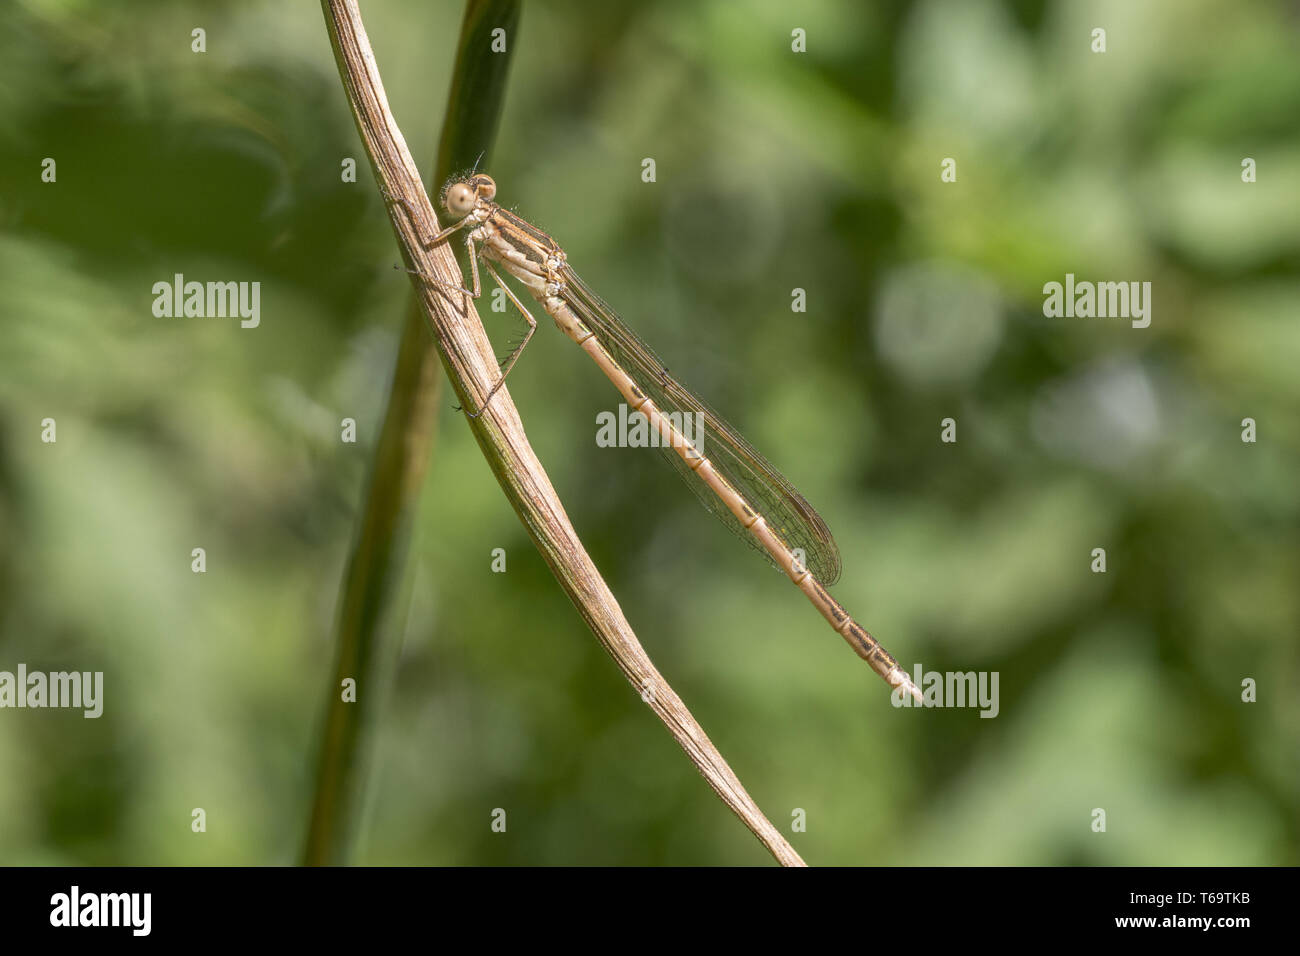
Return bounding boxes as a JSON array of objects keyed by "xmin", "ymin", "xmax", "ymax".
[{"xmin": 442, "ymin": 173, "xmax": 497, "ymax": 219}]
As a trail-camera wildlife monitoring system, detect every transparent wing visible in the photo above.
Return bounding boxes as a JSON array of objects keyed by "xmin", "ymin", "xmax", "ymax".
[{"xmin": 559, "ymin": 264, "xmax": 842, "ymax": 584}]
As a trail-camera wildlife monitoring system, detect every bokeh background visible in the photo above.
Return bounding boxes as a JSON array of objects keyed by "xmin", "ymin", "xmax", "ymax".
[{"xmin": 1, "ymin": 0, "xmax": 1296, "ymax": 865}]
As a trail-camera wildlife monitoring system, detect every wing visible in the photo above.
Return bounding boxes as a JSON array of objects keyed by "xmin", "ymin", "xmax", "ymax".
[{"xmin": 559, "ymin": 264, "xmax": 842, "ymax": 585}]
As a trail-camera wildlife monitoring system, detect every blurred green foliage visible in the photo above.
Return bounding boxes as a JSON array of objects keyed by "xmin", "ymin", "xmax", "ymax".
[{"xmin": 0, "ymin": 0, "xmax": 1296, "ymax": 865}]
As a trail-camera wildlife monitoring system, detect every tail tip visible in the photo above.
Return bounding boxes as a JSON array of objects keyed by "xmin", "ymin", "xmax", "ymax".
[{"xmin": 889, "ymin": 669, "xmax": 923, "ymax": 704}]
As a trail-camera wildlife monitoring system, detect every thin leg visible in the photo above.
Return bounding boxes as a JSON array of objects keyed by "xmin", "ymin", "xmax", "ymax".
[
  {"xmin": 464, "ymin": 259, "xmax": 539, "ymax": 419},
  {"xmin": 379, "ymin": 186, "xmax": 438, "ymax": 246},
  {"xmin": 380, "ymin": 185, "xmax": 479, "ymax": 251},
  {"xmin": 462, "ymin": 234, "xmax": 482, "ymax": 298},
  {"xmin": 395, "ymin": 231, "xmax": 482, "ymax": 300},
  {"xmin": 379, "ymin": 186, "xmax": 477, "ymax": 297}
]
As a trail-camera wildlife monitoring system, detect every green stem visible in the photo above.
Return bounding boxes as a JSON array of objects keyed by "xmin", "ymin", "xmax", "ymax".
[{"xmin": 302, "ymin": 0, "xmax": 521, "ymax": 866}]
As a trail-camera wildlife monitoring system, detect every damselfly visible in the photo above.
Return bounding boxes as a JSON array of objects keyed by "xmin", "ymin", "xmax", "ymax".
[{"xmin": 401, "ymin": 173, "xmax": 921, "ymax": 703}]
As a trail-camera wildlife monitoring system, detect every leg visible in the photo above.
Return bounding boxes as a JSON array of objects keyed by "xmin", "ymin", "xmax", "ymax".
[
  {"xmin": 380, "ymin": 186, "xmax": 478, "ymax": 297},
  {"xmin": 464, "ymin": 259, "xmax": 539, "ymax": 419},
  {"xmin": 395, "ymin": 230, "xmax": 482, "ymax": 300},
  {"xmin": 380, "ymin": 186, "xmax": 473, "ymax": 248},
  {"xmin": 379, "ymin": 186, "xmax": 436, "ymax": 246}
]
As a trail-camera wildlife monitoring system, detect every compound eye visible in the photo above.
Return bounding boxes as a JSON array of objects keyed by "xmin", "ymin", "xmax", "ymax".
[
  {"xmin": 475, "ymin": 174, "xmax": 497, "ymax": 201},
  {"xmin": 444, "ymin": 183, "xmax": 477, "ymax": 217}
]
